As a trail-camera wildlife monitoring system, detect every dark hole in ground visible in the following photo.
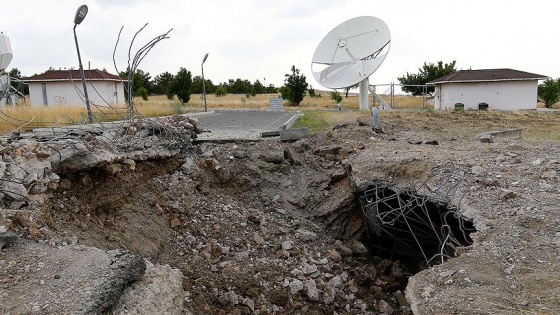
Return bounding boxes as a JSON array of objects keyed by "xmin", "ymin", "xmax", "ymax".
[{"xmin": 358, "ymin": 185, "xmax": 477, "ymax": 278}]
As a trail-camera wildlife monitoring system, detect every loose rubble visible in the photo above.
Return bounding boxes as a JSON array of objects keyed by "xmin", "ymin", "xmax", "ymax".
[{"xmin": 0, "ymin": 112, "xmax": 559, "ymax": 314}]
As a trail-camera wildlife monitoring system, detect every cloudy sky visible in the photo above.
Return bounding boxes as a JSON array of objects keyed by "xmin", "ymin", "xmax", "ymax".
[{"xmin": 3, "ymin": 0, "xmax": 559, "ymax": 91}]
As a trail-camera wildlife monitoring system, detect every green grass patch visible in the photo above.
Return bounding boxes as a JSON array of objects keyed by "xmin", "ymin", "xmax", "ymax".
[{"xmin": 293, "ymin": 110, "xmax": 332, "ymax": 133}]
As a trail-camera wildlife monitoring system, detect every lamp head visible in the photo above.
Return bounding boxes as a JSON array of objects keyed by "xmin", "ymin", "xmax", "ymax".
[
  {"xmin": 202, "ymin": 53, "xmax": 209, "ymax": 64},
  {"xmin": 74, "ymin": 5, "xmax": 88, "ymax": 25}
]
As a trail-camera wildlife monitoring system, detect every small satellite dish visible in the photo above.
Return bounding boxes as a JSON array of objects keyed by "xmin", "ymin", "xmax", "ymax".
[{"xmin": 312, "ymin": 16, "xmax": 390, "ymax": 109}]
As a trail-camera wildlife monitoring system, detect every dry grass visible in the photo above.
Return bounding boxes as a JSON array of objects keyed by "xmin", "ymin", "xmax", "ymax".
[{"xmin": 147, "ymin": 93, "xmax": 426, "ymax": 110}]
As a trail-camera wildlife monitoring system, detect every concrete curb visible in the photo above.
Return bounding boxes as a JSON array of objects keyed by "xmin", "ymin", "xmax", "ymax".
[
  {"xmin": 281, "ymin": 111, "xmax": 302, "ymax": 130},
  {"xmin": 475, "ymin": 128, "xmax": 522, "ymax": 140},
  {"xmin": 183, "ymin": 110, "xmax": 216, "ymax": 118}
]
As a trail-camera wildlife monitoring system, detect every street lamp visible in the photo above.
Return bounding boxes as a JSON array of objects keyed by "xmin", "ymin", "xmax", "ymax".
[
  {"xmin": 264, "ymin": 77, "xmax": 266, "ymax": 95},
  {"xmin": 73, "ymin": 4, "xmax": 93, "ymax": 123},
  {"xmin": 201, "ymin": 53, "xmax": 209, "ymax": 112}
]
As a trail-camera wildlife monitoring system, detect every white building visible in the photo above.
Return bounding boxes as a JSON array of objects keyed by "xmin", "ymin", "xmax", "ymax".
[
  {"xmin": 24, "ymin": 69, "xmax": 125, "ymax": 107},
  {"xmin": 429, "ymin": 69, "xmax": 548, "ymax": 111}
]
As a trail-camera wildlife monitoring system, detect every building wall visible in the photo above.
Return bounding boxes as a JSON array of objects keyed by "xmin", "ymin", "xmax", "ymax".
[
  {"xmin": 28, "ymin": 81, "xmax": 125, "ymax": 107},
  {"xmin": 433, "ymin": 80, "xmax": 538, "ymax": 111}
]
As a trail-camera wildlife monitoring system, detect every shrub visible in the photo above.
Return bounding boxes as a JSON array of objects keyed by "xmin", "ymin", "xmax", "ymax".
[{"xmin": 215, "ymin": 86, "xmax": 227, "ymax": 97}]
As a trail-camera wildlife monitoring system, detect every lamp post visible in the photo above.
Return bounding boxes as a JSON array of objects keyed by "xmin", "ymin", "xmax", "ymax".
[
  {"xmin": 201, "ymin": 53, "xmax": 209, "ymax": 112},
  {"xmin": 264, "ymin": 77, "xmax": 266, "ymax": 95},
  {"xmin": 73, "ymin": 4, "xmax": 93, "ymax": 124}
]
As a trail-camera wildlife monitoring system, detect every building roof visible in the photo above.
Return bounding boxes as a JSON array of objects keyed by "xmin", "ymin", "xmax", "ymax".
[
  {"xmin": 24, "ymin": 69, "xmax": 124, "ymax": 82},
  {"xmin": 429, "ymin": 68, "xmax": 548, "ymax": 84}
]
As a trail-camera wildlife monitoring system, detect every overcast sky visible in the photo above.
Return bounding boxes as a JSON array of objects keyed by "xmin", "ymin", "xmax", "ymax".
[{"xmin": 3, "ymin": 0, "xmax": 559, "ymax": 92}]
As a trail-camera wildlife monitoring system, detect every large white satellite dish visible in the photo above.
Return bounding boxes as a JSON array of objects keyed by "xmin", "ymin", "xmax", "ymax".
[
  {"xmin": 0, "ymin": 32, "xmax": 13, "ymax": 73},
  {"xmin": 312, "ymin": 16, "xmax": 390, "ymax": 110}
]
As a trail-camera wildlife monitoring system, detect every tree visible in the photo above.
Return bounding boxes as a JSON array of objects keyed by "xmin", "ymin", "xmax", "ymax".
[
  {"xmin": 119, "ymin": 68, "xmax": 152, "ymax": 100},
  {"xmin": 8, "ymin": 68, "xmax": 28, "ymax": 95},
  {"xmin": 253, "ymin": 79, "xmax": 264, "ymax": 94},
  {"xmin": 230, "ymin": 78, "xmax": 252, "ymax": 94},
  {"xmin": 344, "ymin": 83, "xmax": 359, "ymax": 98},
  {"xmin": 153, "ymin": 71, "xmax": 174, "ymax": 96},
  {"xmin": 398, "ymin": 61, "xmax": 457, "ymax": 96},
  {"xmin": 331, "ymin": 90, "xmax": 342, "ymax": 103},
  {"xmin": 538, "ymin": 78, "xmax": 560, "ymax": 109},
  {"xmin": 191, "ymin": 76, "xmax": 215, "ymax": 94},
  {"xmin": 170, "ymin": 68, "xmax": 192, "ymax": 104},
  {"xmin": 281, "ymin": 65, "xmax": 308, "ymax": 106}
]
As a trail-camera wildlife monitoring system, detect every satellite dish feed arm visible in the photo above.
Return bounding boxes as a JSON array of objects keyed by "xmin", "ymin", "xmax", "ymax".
[
  {"xmin": 342, "ymin": 29, "xmax": 379, "ymax": 40},
  {"xmin": 344, "ymin": 47, "xmax": 358, "ymax": 63}
]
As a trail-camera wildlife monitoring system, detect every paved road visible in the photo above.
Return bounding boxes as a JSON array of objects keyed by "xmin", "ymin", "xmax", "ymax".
[{"xmin": 195, "ymin": 110, "xmax": 300, "ymax": 141}]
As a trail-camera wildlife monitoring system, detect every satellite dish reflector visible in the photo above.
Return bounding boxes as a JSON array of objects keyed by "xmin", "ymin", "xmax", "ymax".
[
  {"xmin": 0, "ymin": 33, "xmax": 13, "ymax": 73},
  {"xmin": 312, "ymin": 16, "xmax": 390, "ymax": 89}
]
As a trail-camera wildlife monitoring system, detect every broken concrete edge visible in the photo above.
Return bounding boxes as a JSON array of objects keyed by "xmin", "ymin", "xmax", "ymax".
[
  {"xmin": 475, "ymin": 128, "xmax": 522, "ymax": 140},
  {"xmin": 261, "ymin": 130, "xmax": 281, "ymax": 137},
  {"xmin": 281, "ymin": 111, "xmax": 302, "ymax": 130},
  {"xmin": 279, "ymin": 128, "xmax": 309, "ymax": 142},
  {"xmin": 0, "ymin": 239, "xmax": 185, "ymax": 314},
  {"xmin": 27, "ymin": 111, "xmax": 216, "ymax": 135},
  {"xmin": 111, "ymin": 261, "xmax": 186, "ymax": 314}
]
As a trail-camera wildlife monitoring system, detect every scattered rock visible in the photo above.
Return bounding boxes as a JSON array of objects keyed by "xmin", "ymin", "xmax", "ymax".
[
  {"xmin": 169, "ymin": 218, "xmax": 182, "ymax": 228},
  {"xmin": 305, "ymin": 279, "xmax": 321, "ymax": 301},
  {"xmin": 243, "ymin": 298, "xmax": 255, "ymax": 312},
  {"xmin": 498, "ymin": 189, "xmax": 516, "ymax": 200},
  {"xmin": 228, "ymin": 291, "xmax": 239, "ymax": 305},
  {"xmin": 478, "ymin": 134, "xmax": 494, "ymax": 143},
  {"xmin": 328, "ymin": 249, "xmax": 342, "ymax": 262},
  {"xmin": 378, "ymin": 299, "xmax": 394, "ymax": 314},
  {"xmin": 541, "ymin": 170, "xmax": 557, "ymax": 179},
  {"xmin": 282, "ymin": 240, "xmax": 294, "ymax": 251},
  {"xmin": 350, "ymin": 240, "xmax": 368, "ymax": 254},
  {"xmin": 297, "ymin": 228, "xmax": 318, "ymax": 242},
  {"xmin": 303, "ymin": 264, "xmax": 318, "ymax": 275},
  {"xmin": 471, "ymin": 165, "xmax": 484, "ymax": 176},
  {"xmin": 253, "ymin": 232, "xmax": 265, "ymax": 245},
  {"xmin": 290, "ymin": 279, "xmax": 304, "ymax": 294}
]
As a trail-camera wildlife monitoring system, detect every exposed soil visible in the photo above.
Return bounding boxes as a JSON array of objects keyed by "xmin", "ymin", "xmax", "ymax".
[{"xmin": 2, "ymin": 111, "xmax": 560, "ymax": 314}]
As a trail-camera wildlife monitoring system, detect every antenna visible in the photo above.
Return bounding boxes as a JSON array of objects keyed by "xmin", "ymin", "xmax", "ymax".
[
  {"xmin": 0, "ymin": 32, "xmax": 14, "ymax": 106},
  {"xmin": 311, "ymin": 16, "xmax": 391, "ymax": 110},
  {"xmin": 0, "ymin": 32, "xmax": 13, "ymax": 74}
]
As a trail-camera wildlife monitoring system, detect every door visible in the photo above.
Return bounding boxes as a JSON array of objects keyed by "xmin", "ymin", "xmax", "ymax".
[
  {"xmin": 41, "ymin": 83, "xmax": 48, "ymax": 106},
  {"xmin": 107, "ymin": 83, "xmax": 116, "ymax": 104}
]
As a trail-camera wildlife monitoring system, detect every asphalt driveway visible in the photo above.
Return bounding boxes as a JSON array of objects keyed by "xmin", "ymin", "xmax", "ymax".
[{"xmin": 195, "ymin": 110, "xmax": 299, "ymax": 141}]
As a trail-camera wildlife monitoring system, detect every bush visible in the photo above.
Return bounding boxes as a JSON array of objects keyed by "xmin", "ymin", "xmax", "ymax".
[
  {"xmin": 215, "ymin": 86, "xmax": 227, "ymax": 97},
  {"xmin": 138, "ymin": 87, "xmax": 148, "ymax": 101},
  {"xmin": 330, "ymin": 91, "xmax": 342, "ymax": 103}
]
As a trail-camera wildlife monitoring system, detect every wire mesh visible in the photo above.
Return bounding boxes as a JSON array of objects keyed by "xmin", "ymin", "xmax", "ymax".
[{"xmin": 359, "ymin": 163, "xmax": 476, "ymax": 266}]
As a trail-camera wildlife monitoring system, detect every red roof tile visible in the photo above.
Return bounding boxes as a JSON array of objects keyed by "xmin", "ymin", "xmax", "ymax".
[
  {"xmin": 429, "ymin": 68, "xmax": 548, "ymax": 84},
  {"xmin": 24, "ymin": 69, "xmax": 124, "ymax": 82}
]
